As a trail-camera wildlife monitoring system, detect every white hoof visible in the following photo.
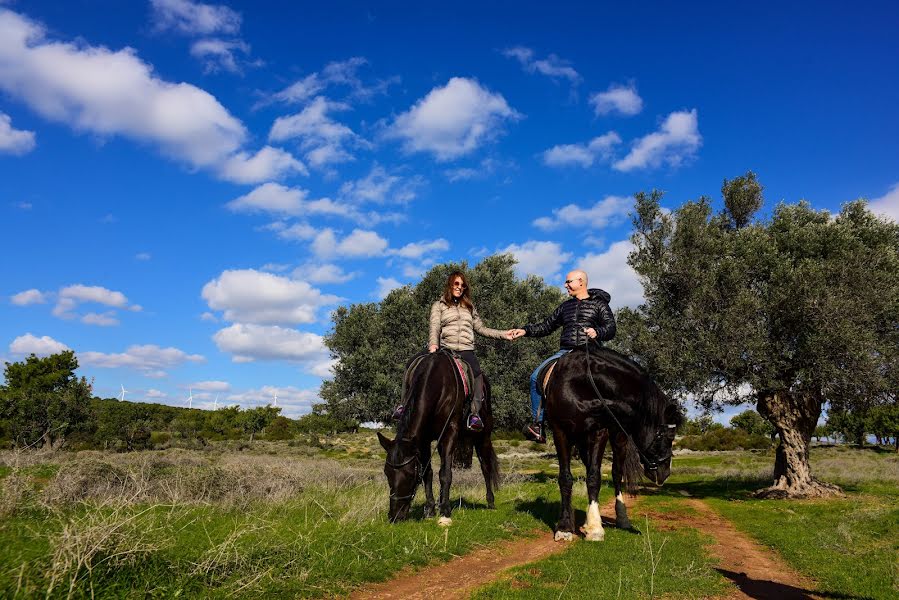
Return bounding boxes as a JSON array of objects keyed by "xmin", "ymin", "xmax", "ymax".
[
  {"xmin": 437, "ymin": 516, "xmax": 452, "ymax": 527},
  {"xmin": 554, "ymin": 530, "xmax": 574, "ymax": 542},
  {"xmin": 582, "ymin": 529, "xmax": 605, "ymax": 542}
]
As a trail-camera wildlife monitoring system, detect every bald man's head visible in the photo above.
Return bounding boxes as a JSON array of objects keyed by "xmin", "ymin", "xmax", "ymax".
[{"xmin": 564, "ymin": 270, "xmax": 589, "ymax": 298}]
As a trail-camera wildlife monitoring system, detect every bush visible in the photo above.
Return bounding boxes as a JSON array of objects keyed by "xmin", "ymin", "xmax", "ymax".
[
  {"xmin": 294, "ymin": 413, "xmax": 357, "ymax": 435},
  {"xmin": 677, "ymin": 427, "xmax": 773, "ymax": 451}
]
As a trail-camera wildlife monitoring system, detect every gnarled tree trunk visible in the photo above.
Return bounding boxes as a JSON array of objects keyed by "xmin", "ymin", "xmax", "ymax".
[{"xmin": 755, "ymin": 390, "xmax": 843, "ymax": 499}]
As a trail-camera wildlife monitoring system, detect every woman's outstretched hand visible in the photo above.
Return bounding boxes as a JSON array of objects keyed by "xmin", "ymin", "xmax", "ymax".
[{"xmin": 506, "ymin": 329, "xmax": 526, "ymax": 340}]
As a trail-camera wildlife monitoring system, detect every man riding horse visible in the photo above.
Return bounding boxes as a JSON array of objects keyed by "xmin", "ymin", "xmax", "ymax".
[{"xmin": 510, "ymin": 269, "xmax": 616, "ymax": 442}]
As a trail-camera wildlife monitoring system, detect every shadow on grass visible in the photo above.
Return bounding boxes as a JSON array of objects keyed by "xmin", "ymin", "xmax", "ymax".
[
  {"xmin": 716, "ymin": 569, "xmax": 874, "ymax": 600},
  {"xmin": 641, "ymin": 478, "xmax": 770, "ymax": 500}
]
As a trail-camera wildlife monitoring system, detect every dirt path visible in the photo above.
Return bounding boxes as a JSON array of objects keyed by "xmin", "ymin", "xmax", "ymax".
[
  {"xmin": 347, "ymin": 497, "xmax": 626, "ymax": 600},
  {"xmin": 351, "ymin": 494, "xmax": 823, "ymax": 599},
  {"xmin": 661, "ymin": 497, "xmax": 822, "ymax": 599}
]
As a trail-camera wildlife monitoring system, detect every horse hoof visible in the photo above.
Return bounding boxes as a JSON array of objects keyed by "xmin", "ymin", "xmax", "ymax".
[
  {"xmin": 554, "ymin": 531, "xmax": 574, "ymax": 542},
  {"xmin": 583, "ymin": 530, "xmax": 605, "ymax": 542},
  {"xmin": 617, "ymin": 520, "xmax": 632, "ymax": 530},
  {"xmin": 437, "ymin": 517, "xmax": 452, "ymax": 527}
]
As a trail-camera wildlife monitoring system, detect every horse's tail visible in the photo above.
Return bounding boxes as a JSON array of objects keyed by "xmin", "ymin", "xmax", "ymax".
[
  {"xmin": 454, "ymin": 432, "xmax": 474, "ymax": 469},
  {"xmin": 483, "ymin": 439, "xmax": 501, "ymax": 492},
  {"xmin": 621, "ymin": 435, "xmax": 643, "ymax": 493}
]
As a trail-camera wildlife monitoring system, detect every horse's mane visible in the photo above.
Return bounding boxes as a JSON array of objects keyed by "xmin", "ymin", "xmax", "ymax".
[{"xmin": 581, "ymin": 346, "xmax": 678, "ymax": 428}]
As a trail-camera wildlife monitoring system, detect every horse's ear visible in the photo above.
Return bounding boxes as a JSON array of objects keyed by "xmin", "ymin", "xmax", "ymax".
[{"xmin": 377, "ymin": 431, "xmax": 394, "ymax": 451}]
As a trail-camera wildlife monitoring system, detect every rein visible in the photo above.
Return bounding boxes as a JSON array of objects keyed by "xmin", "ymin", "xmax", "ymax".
[{"xmin": 582, "ymin": 341, "xmax": 672, "ymax": 473}]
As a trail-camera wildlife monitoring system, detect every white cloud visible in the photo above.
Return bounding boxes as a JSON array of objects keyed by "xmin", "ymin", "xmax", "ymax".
[
  {"xmin": 81, "ymin": 311, "xmax": 119, "ymax": 326},
  {"xmin": 226, "ymin": 385, "xmax": 320, "ymax": 416},
  {"xmin": 500, "ymin": 241, "xmax": 573, "ymax": 281},
  {"xmin": 0, "ymin": 9, "xmax": 288, "ymax": 182},
  {"xmin": 339, "ymin": 165, "xmax": 422, "ymax": 204},
  {"xmin": 502, "ymin": 46, "xmax": 581, "ymax": 85},
  {"xmin": 375, "ymin": 276, "xmax": 403, "ymax": 299},
  {"xmin": 270, "ymin": 57, "xmax": 395, "ymax": 106},
  {"xmin": 80, "ymin": 344, "xmax": 204, "ymax": 375},
  {"xmin": 9, "ymin": 333, "xmax": 70, "ymax": 356},
  {"xmin": 578, "ymin": 240, "xmax": 643, "ymax": 308},
  {"xmin": 614, "ymin": 109, "xmax": 702, "ymax": 172},
  {"xmin": 190, "ymin": 380, "xmax": 230, "ymax": 391},
  {"xmin": 200, "ymin": 311, "xmax": 218, "ymax": 322},
  {"xmin": 542, "ymin": 132, "xmax": 621, "ymax": 168},
  {"xmin": 0, "ymin": 111, "xmax": 35, "ymax": 154},
  {"xmin": 312, "ymin": 228, "xmax": 389, "ymax": 259},
  {"xmin": 590, "ymin": 83, "xmax": 643, "ymax": 116},
  {"xmin": 533, "ymin": 195, "xmax": 632, "ymax": 230},
  {"xmin": 227, "ymin": 182, "xmax": 306, "ymax": 216},
  {"xmin": 189, "ymin": 38, "xmax": 249, "ymax": 73},
  {"xmin": 266, "ymin": 221, "xmax": 318, "ymax": 241},
  {"xmin": 16, "ymin": 201, "xmax": 32, "ymax": 210},
  {"xmin": 150, "ymin": 0, "xmax": 241, "ymax": 36},
  {"xmin": 218, "ymin": 146, "xmax": 306, "ymax": 183},
  {"xmin": 294, "ymin": 263, "xmax": 357, "ymax": 284},
  {"xmin": 212, "ymin": 323, "xmax": 327, "ymax": 364},
  {"xmin": 146, "ymin": 389, "xmax": 168, "ymax": 398},
  {"xmin": 51, "ymin": 284, "xmax": 137, "ymax": 321},
  {"xmin": 386, "ymin": 77, "xmax": 521, "ymax": 161},
  {"xmin": 201, "ymin": 269, "xmax": 340, "ymax": 325},
  {"xmin": 868, "ymin": 182, "xmax": 899, "ymax": 222},
  {"xmin": 10, "ymin": 288, "xmax": 47, "ymax": 305},
  {"xmin": 269, "ymin": 96, "xmax": 366, "ymax": 168},
  {"xmin": 135, "ymin": 252, "xmax": 151, "ymax": 261},
  {"xmin": 390, "ymin": 238, "xmax": 449, "ymax": 259}
]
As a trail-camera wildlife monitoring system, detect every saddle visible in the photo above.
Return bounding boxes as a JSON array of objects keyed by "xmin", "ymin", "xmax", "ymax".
[
  {"xmin": 403, "ymin": 349, "xmax": 474, "ymax": 401},
  {"xmin": 536, "ymin": 358, "xmax": 561, "ymax": 398}
]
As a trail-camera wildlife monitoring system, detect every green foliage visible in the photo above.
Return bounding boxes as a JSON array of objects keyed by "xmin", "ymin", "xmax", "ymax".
[
  {"xmin": 729, "ymin": 409, "xmax": 775, "ymax": 437},
  {"xmin": 617, "ymin": 174, "xmax": 899, "ymax": 487},
  {"xmin": 320, "ymin": 254, "xmax": 565, "ymax": 428},
  {"xmin": 677, "ymin": 427, "xmax": 773, "ymax": 451},
  {"xmin": 866, "ymin": 402, "xmax": 899, "ymax": 449},
  {"xmin": 237, "ymin": 405, "xmax": 280, "ymax": 440},
  {"xmin": 0, "ymin": 352, "xmax": 92, "ymax": 448},
  {"xmin": 294, "ymin": 412, "xmax": 358, "ymax": 435}
]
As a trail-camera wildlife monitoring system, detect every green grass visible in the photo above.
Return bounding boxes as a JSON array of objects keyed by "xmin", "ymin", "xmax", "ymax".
[{"xmin": 1, "ymin": 437, "xmax": 897, "ymax": 598}]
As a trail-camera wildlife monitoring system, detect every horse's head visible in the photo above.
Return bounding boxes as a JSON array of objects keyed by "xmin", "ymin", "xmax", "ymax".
[
  {"xmin": 637, "ymin": 401, "xmax": 682, "ymax": 485},
  {"xmin": 378, "ymin": 431, "xmax": 420, "ymax": 522}
]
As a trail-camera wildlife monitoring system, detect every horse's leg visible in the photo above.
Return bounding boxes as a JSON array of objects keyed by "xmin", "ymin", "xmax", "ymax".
[
  {"xmin": 437, "ymin": 434, "xmax": 456, "ymax": 526},
  {"xmin": 612, "ymin": 431, "xmax": 632, "ymax": 529},
  {"xmin": 553, "ymin": 426, "xmax": 575, "ymax": 542},
  {"xmin": 474, "ymin": 434, "xmax": 497, "ymax": 509},
  {"xmin": 581, "ymin": 429, "xmax": 608, "ymax": 541},
  {"xmin": 421, "ymin": 443, "xmax": 436, "ymax": 518}
]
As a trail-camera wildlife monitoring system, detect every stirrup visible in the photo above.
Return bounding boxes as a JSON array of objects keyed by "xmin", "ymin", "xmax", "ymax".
[{"xmin": 467, "ymin": 414, "xmax": 484, "ymax": 432}]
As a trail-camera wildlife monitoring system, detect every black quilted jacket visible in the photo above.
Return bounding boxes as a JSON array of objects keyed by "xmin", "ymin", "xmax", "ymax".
[{"xmin": 522, "ymin": 288, "xmax": 616, "ymax": 349}]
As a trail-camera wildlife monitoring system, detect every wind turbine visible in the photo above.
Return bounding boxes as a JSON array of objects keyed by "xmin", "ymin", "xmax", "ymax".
[
  {"xmin": 272, "ymin": 392, "xmax": 278, "ymax": 408},
  {"xmin": 187, "ymin": 387, "xmax": 194, "ymax": 409},
  {"xmin": 213, "ymin": 394, "xmax": 219, "ymax": 410},
  {"xmin": 119, "ymin": 384, "xmax": 128, "ymax": 402}
]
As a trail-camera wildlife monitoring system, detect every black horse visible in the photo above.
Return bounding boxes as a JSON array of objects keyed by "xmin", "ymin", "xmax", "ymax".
[
  {"xmin": 377, "ymin": 351, "xmax": 500, "ymax": 524},
  {"xmin": 544, "ymin": 346, "xmax": 682, "ymax": 541}
]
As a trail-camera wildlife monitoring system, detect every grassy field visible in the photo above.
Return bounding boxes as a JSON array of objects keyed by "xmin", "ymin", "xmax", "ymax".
[{"xmin": 1, "ymin": 435, "xmax": 896, "ymax": 598}]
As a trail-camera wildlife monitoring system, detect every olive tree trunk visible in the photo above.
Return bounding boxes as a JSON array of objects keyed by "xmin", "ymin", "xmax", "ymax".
[{"xmin": 755, "ymin": 390, "xmax": 843, "ymax": 499}]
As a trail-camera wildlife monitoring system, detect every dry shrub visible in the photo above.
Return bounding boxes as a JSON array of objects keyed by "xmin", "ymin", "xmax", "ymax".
[
  {"xmin": 0, "ymin": 471, "xmax": 33, "ymax": 517},
  {"xmin": 43, "ymin": 500, "xmax": 162, "ymax": 598},
  {"xmin": 38, "ymin": 450, "xmax": 380, "ymax": 509},
  {"xmin": 813, "ymin": 452, "xmax": 899, "ymax": 485}
]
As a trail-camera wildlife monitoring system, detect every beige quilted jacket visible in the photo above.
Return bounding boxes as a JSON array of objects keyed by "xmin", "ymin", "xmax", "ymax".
[{"xmin": 429, "ymin": 299, "xmax": 506, "ymax": 351}]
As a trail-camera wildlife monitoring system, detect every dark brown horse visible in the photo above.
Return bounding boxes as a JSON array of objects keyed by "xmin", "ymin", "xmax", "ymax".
[
  {"xmin": 378, "ymin": 350, "xmax": 500, "ymax": 524},
  {"xmin": 544, "ymin": 345, "xmax": 682, "ymax": 541}
]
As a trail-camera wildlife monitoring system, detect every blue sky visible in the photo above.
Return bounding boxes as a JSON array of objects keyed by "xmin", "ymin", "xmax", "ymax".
[{"xmin": 2, "ymin": 0, "xmax": 898, "ymax": 420}]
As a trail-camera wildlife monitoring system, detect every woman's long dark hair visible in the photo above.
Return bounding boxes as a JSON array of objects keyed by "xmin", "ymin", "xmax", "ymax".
[{"xmin": 441, "ymin": 271, "xmax": 474, "ymax": 312}]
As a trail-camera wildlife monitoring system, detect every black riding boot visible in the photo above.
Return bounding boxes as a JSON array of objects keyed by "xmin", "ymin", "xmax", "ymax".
[{"xmin": 467, "ymin": 375, "xmax": 485, "ymax": 431}]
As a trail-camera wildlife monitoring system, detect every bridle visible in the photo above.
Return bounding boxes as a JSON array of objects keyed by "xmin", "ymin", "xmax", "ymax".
[{"xmin": 582, "ymin": 340, "xmax": 675, "ymax": 474}]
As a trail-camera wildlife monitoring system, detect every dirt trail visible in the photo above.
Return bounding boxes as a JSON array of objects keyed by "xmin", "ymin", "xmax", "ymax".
[
  {"xmin": 670, "ymin": 497, "xmax": 822, "ymax": 599},
  {"xmin": 347, "ymin": 497, "xmax": 625, "ymax": 600},
  {"xmin": 351, "ymin": 495, "xmax": 823, "ymax": 599}
]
